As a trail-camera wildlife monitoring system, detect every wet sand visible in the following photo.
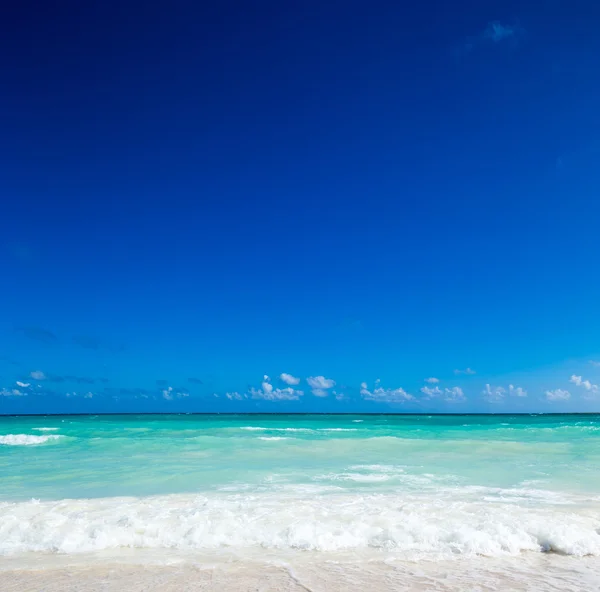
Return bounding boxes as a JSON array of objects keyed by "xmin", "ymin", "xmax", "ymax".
[{"xmin": 2, "ymin": 554, "xmax": 599, "ymax": 592}]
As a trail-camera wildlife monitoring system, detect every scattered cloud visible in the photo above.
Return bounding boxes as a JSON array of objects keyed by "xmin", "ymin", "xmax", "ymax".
[
  {"xmin": 307, "ymin": 376, "xmax": 335, "ymax": 389},
  {"xmin": 421, "ymin": 385, "xmax": 465, "ymax": 402},
  {"xmin": 188, "ymin": 377, "xmax": 203, "ymax": 384},
  {"xmin": 225, "ymin": 391, "xmax": 246, "ymax": 401},
  {"xmin": 161, "ymin": 386, "xmax": 190, "ymax": 400},
  {"xmin": 569, "ymin": 375, "xmax": 599, "ymax": 397},
  {"xmin": 481, "ymin": 384, "xmax": 526, "ymax": 401},
  {"xmin": 482, "ymin": 384, "xmax": 506, "ymax": 402},
  {"xmin": 508, "ymin": 384, "xmax": 527, "ymax": 397},
  {"xmin": 461, "ymin": 21, "xmax": 524, "ymax": 55},
  {"xmin": 311, "ymin": 388, "xmax": 328, "ymax": 397},
  {"xmin": 65, "ymin": 391, "xmax": 94, "ymax": 398},
  {"xmin": 425, "ymin": 377, "xmax": 440, "ymax": 384},
  {"xmin": 483, "ymin": 22, "xmax": 519, "ymax": 43},
  {"xmin": 251, "ymin": 375, "xmax": 304, "ymax": 401},
  {"xmin": 444, "ymin": 386, "xmax": 466, "ymax": 402},
  {"xmin": 307, "ymin": 375, "xmax": 335, "ymax": 396},
  {"xmin": 454, "ymin": 368, "xmax": 476, "ymax": 376},
  {"xmin": 0, "ymin": 388, "xmax": 27, "ymax": 397},
  {"xmin": 569, "ymin": 374, "xmax": 599, "ymax": 392},
  {"xmin": 360, "ymin": 381, "xmax": 414, "ymax": 403},
  {"xmin": 15, "ymin": 326, "xmax": 57, "ymax": 344},
  {"xmin": 28, "ymin": 373, "xmax": 98, "ymax": 385},
  {"xmin": 280, "ymin": 373, "xmax": 301, "ymax": 386},
  {"xmin": 545, "ymin": 389, "xmax": 570, "ymax": 402},
  {"xmin": 16, "ymin": 381, "xmax": 30, "ymax": 388},
  {"xmin": 421, "ymin": 386, "xmax": 441, "ymax": 397},
  {"xmin": 589, "ymin": 360, "xmax": 600, "ymax": 367}
]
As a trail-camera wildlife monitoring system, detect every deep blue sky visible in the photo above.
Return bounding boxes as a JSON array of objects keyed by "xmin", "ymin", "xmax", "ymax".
[{"xmin": 2, "ymin": 0, "xmax": 600, "ymax": 413}]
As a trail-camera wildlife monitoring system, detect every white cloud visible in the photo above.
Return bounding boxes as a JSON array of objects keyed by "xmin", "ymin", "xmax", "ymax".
[
  {"xmin": 483, "ymin": 22, "xmax": 518, "ymax": 43},
  {"xmin": 280, "ymin": 373, "xmax": 300, "ymax": 386},
  {"xmin": 1, "ymin": 388, "xmax": 26, "ymax": 397},
  {"xmin": 444, "ymin": 386, "xmax": 465, "ymax": 402},
  {"xmin": 425, "ymin": 377, "xmax": 439, "ymax": 384},
  {"xmin": 545, "ymin": 389, "xmax": 570, "ymax": 402},
  {"xmin": 461, "ymin": 21, "xmax": 523, "ymax": 57},
  {"xmin": 421, "ymin": 385, "xmax": 465, "ymax": 402},
  {"xmin": 225, "ymin": 392, "xmax": 246, "ymax": 401},
  {"xmin": 508, "ymin": 384, "xmax": 527, "ymax": 397},
  {"xmin": 360, "ymin": 382, "xmax": 414, "ymax": 403},
  {"xmin": 16, "ymin": 381, "xmax": 30, "ymax": 388},
  {"xmin": 251, "ymin": 386, "xmax": 303, "ymax": 401},
  {"xmin": 30, "ymin": 370, "xmax": 46, "ymax": 380},
  {"xmin": 481, "ymin": 383, "xmax": 527, "ymax": 401},
  {"xmin": 251, "ymin": 375, "xmax": 303, "ymax": 401},
  {"xmin": 307, "ymin": 376, "xmax": 336, "ymax": 389},
  {"xmin": 334, "ymin": 391, "xmax": 345, "ymax": 401},
  {"xmin": 311, "ymin": 388, "xmax": 328, "ymax": 397},
  {"xmin": 421, "ymin": 386, "xmax": 442, "ymax": 397},
  {"xmin": 66, "ymin": 391, "xmax": 94, "ymax": 399},
  {"xmin": 161, "ymin": 386, "xmax": 190, "ymax": 401},
  {"xmin": 454, "ymin": 368, "xmax": 476, "ymax": 376},
  {"xmin": 307, "ymin": 375, "xmax": 335, "ymax": 397},
  {"xmin": 589, "ymin": 360, "xmax": 600, "ymax": 367},
  {"xmin": 569, "ymin": 374, "xmax": 599, "ymax": 395},
  {"xmin": 482, "ymin": 384, "xmax": 506, "ymax": 402}
]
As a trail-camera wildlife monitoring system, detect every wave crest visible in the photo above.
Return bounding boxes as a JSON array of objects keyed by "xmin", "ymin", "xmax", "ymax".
[
  {"xmin": 0, "ymin": 493, "xmax": 598, "ymax": 557},
  {"xmin": 0, "ymin": 434, "xmax": 63, "ymax": 446}
]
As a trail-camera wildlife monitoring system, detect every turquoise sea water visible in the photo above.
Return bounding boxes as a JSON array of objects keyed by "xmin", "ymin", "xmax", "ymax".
[{"xmin": 1, "ymin": 414, "xmax": 599, "ymax": 559}]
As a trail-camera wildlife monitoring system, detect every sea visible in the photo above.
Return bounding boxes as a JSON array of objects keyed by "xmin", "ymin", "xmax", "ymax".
[{"xmin": 1, "ymin": 413, "xmax": 599, "ymax": 591}]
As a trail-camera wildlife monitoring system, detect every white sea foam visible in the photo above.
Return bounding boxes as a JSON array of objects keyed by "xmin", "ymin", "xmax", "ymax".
[
  {"xmin": 31, "ymin": 428, "xmax": 59, "ymax": 432},
  {"xmin": 240, "ymin": 427, "xmax": 313, "ymax": 433},
  {"xmin": 0, "ymin": 434, "xmax": 62, "ymax": 446},
  {"xmin": 0, "ymin": 493, "xmax": 598, "ymax": 557},
  {"xmin": 258, "ymin": 437, "xmax": 289, "ymax": 441},
  {"xmin": 318, "ymin": 428, "xmax": 358, "ymax": 432},
  {"xmin": 348, "ymin": 464, "xmax": 403, "ymax": 473}
]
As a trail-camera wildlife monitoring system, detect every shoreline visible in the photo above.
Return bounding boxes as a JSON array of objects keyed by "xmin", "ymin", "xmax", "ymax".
[{"xmin": 2, "ymin": 554, "xmax": 599, "ymax": 591}]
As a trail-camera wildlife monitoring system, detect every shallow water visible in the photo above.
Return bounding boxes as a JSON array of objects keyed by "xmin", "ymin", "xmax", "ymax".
[{"xmin": 1, "ymin": 414, "xmax": 599, "ymax": 588}]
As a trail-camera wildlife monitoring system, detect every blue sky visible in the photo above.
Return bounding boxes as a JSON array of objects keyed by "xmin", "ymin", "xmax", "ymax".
[{"xmin": 1, "ymin": 1, "xmax": 600, "ymax": 414}]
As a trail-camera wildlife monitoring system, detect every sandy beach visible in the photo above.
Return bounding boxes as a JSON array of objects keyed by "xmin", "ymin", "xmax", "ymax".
[{"xmin": 3, "ymin": 554, "xmax": 600, "ymax": 592}]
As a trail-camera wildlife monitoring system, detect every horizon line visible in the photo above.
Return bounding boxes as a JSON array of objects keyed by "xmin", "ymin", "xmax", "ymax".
[{"xmin": 1, "ymin": 412, "xmax": 598, "ymax": 418}]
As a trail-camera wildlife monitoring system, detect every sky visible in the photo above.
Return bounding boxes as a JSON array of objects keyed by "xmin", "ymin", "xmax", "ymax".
[{"xmin": 1, "ymin": 0, "xmax": 600, "ymax": 414}]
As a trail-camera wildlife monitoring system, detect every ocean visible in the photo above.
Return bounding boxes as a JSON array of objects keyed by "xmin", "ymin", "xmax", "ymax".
[{"xmin": 1, "ymin": 413, "xmax": 599, "ymax": 590}]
